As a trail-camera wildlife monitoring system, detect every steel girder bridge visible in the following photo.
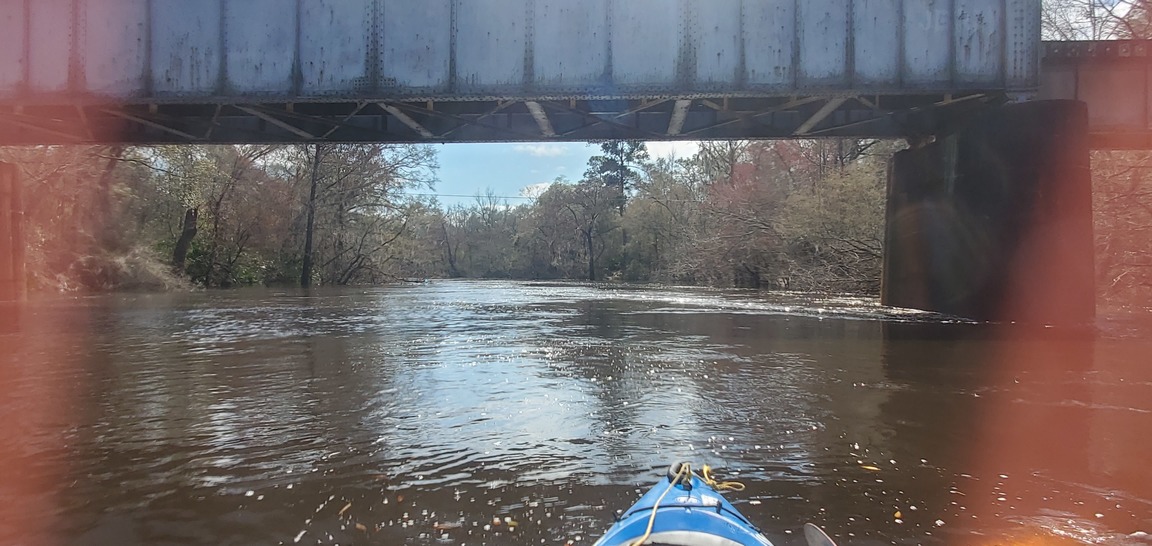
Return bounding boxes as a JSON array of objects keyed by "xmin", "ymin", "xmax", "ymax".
[{"xmin": 0, "ymin": 0, "xmax": 1049, "ymax": 146}]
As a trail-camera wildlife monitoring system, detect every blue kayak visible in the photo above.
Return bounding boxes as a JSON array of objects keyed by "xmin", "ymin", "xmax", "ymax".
[{"xmin": 593, "ymin": 463, "xmax": 775, "ymax": 546}]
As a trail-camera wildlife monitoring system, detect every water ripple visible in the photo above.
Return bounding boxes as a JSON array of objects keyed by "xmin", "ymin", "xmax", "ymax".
[{"xmin": 0, "ymin": 281, "xmax": 1147, "ymax": 545}]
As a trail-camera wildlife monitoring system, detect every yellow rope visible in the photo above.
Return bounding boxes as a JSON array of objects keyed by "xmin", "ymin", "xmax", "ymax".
[
  {"xmin": 701, "ymin": 465, "xmax": 745, "ymax": 492},
  {"xmin": 627, "ymin": 464, "xmax": 746, "ymax": 546},
  {"xmin": 628, "ymin": 463, "xmax": 692, "ymax": 546}
]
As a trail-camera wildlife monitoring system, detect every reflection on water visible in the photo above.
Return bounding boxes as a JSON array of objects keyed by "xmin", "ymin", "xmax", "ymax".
[{"xmin": 0, "ymin": 281, "xmax": 1149, "ymax": 545}]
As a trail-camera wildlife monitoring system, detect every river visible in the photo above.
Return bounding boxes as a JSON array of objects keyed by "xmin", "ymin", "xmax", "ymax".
[{"xmin": 1, "ymin": 280, "xmax": 1149, "ymax": 546}]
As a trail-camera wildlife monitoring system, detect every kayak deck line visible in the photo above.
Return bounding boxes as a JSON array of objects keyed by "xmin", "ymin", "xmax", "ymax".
[
  {"xmin": 593, "ymin": 463, "xmax": 840, "ymax": 546},
  {"xmin": 593, "ymin": 462, "xmax": 773, "ymax": 546}
]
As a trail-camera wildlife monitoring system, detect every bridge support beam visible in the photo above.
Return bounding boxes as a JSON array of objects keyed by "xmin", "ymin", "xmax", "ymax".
[
  {"xmin": 0, "ymin": 162, "xmax": 26, "ymax": 303},
  {"xmin": 882, "ymin": 100, "xmax": 1096, "ymax": 324}
]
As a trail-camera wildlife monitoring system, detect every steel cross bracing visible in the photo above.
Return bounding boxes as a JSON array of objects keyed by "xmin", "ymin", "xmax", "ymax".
[{"xmin": 0, "ymin": 93, "xmax": 997, "ymax": 145}]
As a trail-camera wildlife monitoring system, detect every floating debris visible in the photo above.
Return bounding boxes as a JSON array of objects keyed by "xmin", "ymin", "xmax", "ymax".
[{"xmin": 338, "ymin": 502, "xmax": 352, "ymax": 517}]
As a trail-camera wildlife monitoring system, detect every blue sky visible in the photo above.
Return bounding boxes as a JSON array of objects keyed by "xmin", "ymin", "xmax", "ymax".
[{"xmin": 423, "ymin": 141, "xmax": 700, "ymax": 206}]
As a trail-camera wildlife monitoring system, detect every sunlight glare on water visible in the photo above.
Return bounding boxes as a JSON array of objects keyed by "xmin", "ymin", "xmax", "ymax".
[{"xmin": 0, "ymin": 280, "xmax": 1148, "ymax": 545}]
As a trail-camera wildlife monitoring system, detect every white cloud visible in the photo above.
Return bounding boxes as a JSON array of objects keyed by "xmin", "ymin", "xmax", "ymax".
[
  {"xmin": 644, "ymin": 141, "xmax": 701, "ymax": 159},
  {"xmin": 512, "ymin": 144, "xmax": 569, "ymax": 157},
  {"xmin": 520, "ymin": 182, "xmax": 553, "ymax": 198}
]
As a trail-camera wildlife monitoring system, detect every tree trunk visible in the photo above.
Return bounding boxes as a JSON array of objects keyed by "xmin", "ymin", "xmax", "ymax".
[
  {"xmin": 618, "ymin": 181, "xmax": 625, "ymax": 215},
  {"xmin": 620, "ymin": 227, "xmax": 628, "ymax": 273},
  {"xmin": 172, "ymin": 208, "xmax": 198, "ymax": 274},
  {"xmin": 443, "ymin": 226, "xmax": 460, "ymax": 278},
  {"xmin": 300, "ymin": 145, "xmax": 321, "ymax": 287},
  {"xmin": 585, "ymin": 230, "xmax": 596, "ymax": 281},
  {"xmin": 95, "ymin": 146, "xmax": 125, "ymax": 251},
  {"xmin": 203, "ymin": 186, "xmax": 229, "ymax": 286}
]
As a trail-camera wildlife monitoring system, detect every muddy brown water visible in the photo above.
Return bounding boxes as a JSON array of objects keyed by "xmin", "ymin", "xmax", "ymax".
[{"xmin": 1, "ymin": 280, "xmax": 1149, "ymax": 545}]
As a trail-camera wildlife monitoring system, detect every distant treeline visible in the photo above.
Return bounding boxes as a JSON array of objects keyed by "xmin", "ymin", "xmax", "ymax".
[
  {"xmin": 1, "ymin": 139, "xmax": 1149, "ymax": 305},
  {"xmin": 0, "ymin": 139, "xmax": 892, "ymax": 294},
  {"xmin": 439, "ymin": 140, "xmax": 891, "ymax": 293}
]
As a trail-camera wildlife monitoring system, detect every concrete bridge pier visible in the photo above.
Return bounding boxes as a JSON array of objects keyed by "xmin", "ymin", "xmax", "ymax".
[
  {"xmin": 0, "ymin": 162, "xmax": 26, "ymax": 303},
  {"xmin": 882, "ymin": 100, "xmax": 1096, "ymax": 325}
]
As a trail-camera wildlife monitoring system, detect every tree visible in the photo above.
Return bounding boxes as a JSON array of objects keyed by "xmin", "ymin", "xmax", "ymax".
[
  {"xmin": 172, "ymin": 208, "xmax": 198, "ymax": 274},
  {"xmin": 621, "ymin": 157, "xmax": 702, "ymax": 281},
  {"xmin": 566, "ymin": 182, "xmax": 619, "ymax": 281},
  {"xmin": 1043, "ymin": 0, "xmax": 1150, "ymax": 39},
  {"xmin": 517, "ymin": 178, "xmax": 583, "ymax": 279},
  {"xmin": 692, "ymin": 141, "xmax": 752, "ymax": 186},
  {"xmin": 299, "ymin": 144, "xmax": 324, "ymax": 287},
  {"xmin": 699, "ymin": 150, "xmax": 789, "ymax": 288},
  {"xmin": 778, "ymin": 161, "xmax": 887, "ymax": 292},
  {"xmin": 460, "ymin": 190, "xmax": 519, "ymax": 277},
  {"xmin": 439, "ymin": 204, "xmax": 469, "ymax": 278},
  {"xmin": 585, "ymin": 141, "xmax": 650, "ymax": 214},
  {"xmin": 287, "ymin": 144, "xmax": 438, "ymax": 286},
  {"xmin": 389, "ymin": 199, "xmax": 450, "ymax": 279},
  {"xmin": 151, "ymin": 145, "xmax": 280, "ymax": 287},
  {"xmin": 1092, "ymin": 152, "xmax": 1152, "ymax": 307},
  {"xmin": 0, "ymin": 146, "xmax": 182, "ymax": 291},
  {"xmin": 528, "ymin": 179, "xmax": 619, "ymax": 281}
]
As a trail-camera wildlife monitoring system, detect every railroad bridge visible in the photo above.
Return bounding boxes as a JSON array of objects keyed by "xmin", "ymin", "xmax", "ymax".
[{"xmin": 1, "ymin": 0, "xmax": 1145, "ymax": 324}]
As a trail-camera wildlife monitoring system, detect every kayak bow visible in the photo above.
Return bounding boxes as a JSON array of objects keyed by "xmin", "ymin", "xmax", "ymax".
[{"xmin": 593, "ymin": 463, "xmax": 774, "ymax": 546}]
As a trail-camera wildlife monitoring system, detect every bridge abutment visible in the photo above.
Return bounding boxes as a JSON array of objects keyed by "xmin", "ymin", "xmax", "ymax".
[
  {"xmin": 882, "ymin": 100, "xmax": 1096, "ymax": 324},
  {"xmin": 0, "ymin": 161, "xmax": 26, "ymax": 303}
]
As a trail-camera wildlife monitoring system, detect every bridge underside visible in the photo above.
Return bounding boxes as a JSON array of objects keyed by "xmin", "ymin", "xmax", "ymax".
[
  {"xmin": 0, "ymin": 93, "xmax": 999, "ymax": 145},
  {"xmin": 6, "ymin": 38, "xmax": 1150, "ymax": 148},
  {"xmin": 1040, "ymin": 41, "xmax": 1152, "ymax": 150}
]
